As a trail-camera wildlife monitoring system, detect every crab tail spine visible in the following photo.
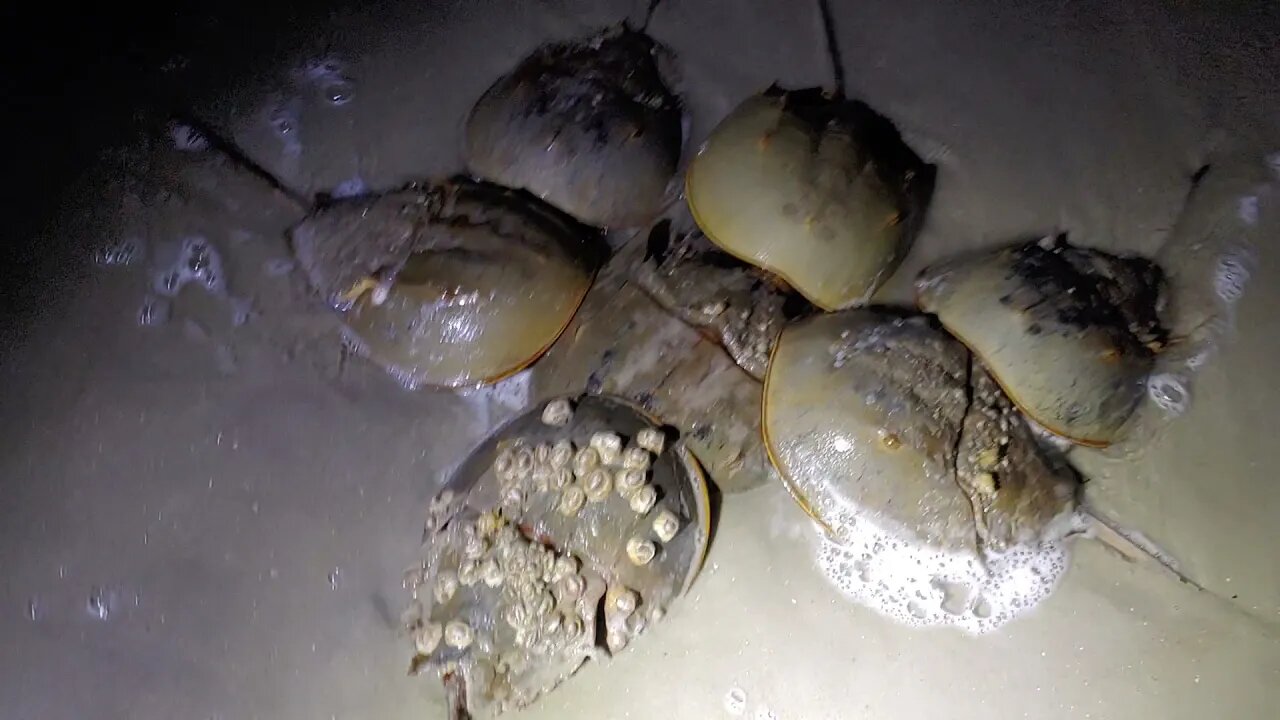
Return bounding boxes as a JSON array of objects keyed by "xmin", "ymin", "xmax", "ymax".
[
  {"xmin": 815, "ymin": 0, "xmax": 847, "ymax": 98},
  {"xmin": 168, "ymin": 110, "xmax": 312, "ymax": 213}
]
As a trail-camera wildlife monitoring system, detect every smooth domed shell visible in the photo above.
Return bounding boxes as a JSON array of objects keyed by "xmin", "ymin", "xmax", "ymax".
[
  {"xmin": 290, "ymin": 180, "xmax": 604, "ymax": 389},
  {"xmin": 406, "ymin": 394, "xmax": 711, "ymax": 716},
  {"xmin": 763, "ymin": 310, "xmax": 977, "ymax": 551},
  {"xmin": 686, "ymin": 87, "xmax": 935, "ymax": 311},
  {"xmin": 465, "ymin": 25, "xmax": 683, "ymax": 228},
  {"xmin": 915, "ymin": 237, "xmax": 1167, "ymax": 446},
  {"xmin": 531, "ymin": 237, "xmax": 774, "ymax": 494},
  {"xmin": 763, "ymin": 310, "xmax": 1079, "ymax": 552}
]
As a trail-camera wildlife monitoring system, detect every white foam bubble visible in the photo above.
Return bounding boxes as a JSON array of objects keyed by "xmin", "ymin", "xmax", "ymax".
[{"xmin": 812, "ymin": 498, "xmax": 1070, "ymax": 635}]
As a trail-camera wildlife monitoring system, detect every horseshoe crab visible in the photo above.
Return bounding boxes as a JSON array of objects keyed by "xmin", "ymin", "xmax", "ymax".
[
  {"xmin": 762, "ymin": 309, "xmax": 1079, "ymax": 555},
  {"xmin": 404, "ymin": 394, "xmax": 710, "ymax": 717},
  {"xmin": 465, "ymin": 24, "xmax": 683, "ymax": 228},
  {"xmin": 529, "ymin": 231, "xmax": 783, "ymax": 494},
  {"xmin": 289, "ymin": 178, "xmax": 605, "ymax": 389},
  {"xmin": 685, "ymin": 86, "xmax": 936, "ymax": 311},
  {"xmin": 915, "ymin": 235, "xmax": 1168, "ymax": 447}
]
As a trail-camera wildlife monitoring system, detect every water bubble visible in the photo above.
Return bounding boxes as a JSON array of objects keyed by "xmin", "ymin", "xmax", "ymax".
[
  {"xmin": 1147, "ymin": 373, "xmax": 1189, "ymax": 416},
  {"xmin": 724, "ymin": 687, "xmax": 748, "ymax": 716},
  {"xmin": 321, "ymin": 80, "xmax": 354, "ymax": 106},
  {"xmin": 1213, "ymin": 253, "xmax": 1251, "ymax": 304},
  {"xmin": 169, "ymin": 122, "xmax": 210, "ymax": 152},
  {"xmin": 332, "ymin": 176, "xmax": 367, "ymax": 198},
  {"xmin": 95, "ymin": 235, "xmax": 145, "ymax": 268},
  {"xmin": 269, "ymin": 106, "xmax": 297, "ymax": 137},
  {"xmin": 137, "ymin": 295, "xmax": 171, "ymax": 327},
  {"xmin": 263, "ymin": 258, "xmax": 296, "ymax": 277},
  {"xmin": 27, "ymin": 597, "xmax": 40, "ymax": 622},
  {"xmin": 87, "ymin": 586, "xmax": 111, "ymax": 620},
  {"xmin": 328, "ymin": 567, "xmax": 342, "ymax": 589}
]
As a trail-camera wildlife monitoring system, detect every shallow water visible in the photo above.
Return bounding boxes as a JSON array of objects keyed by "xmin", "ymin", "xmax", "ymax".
[{"xmin": 2, "ymin": 0, "xmax": 1279, "ymax": 718}]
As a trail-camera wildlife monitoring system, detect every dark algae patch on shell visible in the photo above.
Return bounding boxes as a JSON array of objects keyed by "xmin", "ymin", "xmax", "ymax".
[
  {"xmin": 916, "ymin": 236, "xmax": 1169, "ymax": 447},
  {"xmin": 466, "ymin": 24, "xmax": 683, "ymax": 228}
]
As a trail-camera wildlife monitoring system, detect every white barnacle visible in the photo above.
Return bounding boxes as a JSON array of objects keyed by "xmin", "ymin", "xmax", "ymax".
[
  {"xmin": 434, "ymin": 570, "xmax": 459, "ymax": 604},
  {"xmin": 560, "ymin": 612, "xmax": 584, "ymax": 639},
  {"xmin": 541, "ymin": 398, "xmax": 574, "ymax": 426},
  {"xmin": 584, "ymin": 468, "xmax": 613, "ymax": 502},
  {"xmin": 476, "ymin": 510, "xmax": 502, "ymax": 538},
  {"xmin": 481, "ymin": 558, "xmax": 504, "ymax": 587},
  {"xmin": 444, "ymin": 620, "xmax": 474, "ymax": 649},
  {"xmin": 550, "ymin": 555, "xmax": 579, "ymax": 582},
  {"xmin": 626, "ymin": 536, "xmax": 656, "ymax": 566},
  {"xmin": 610, "ymin": 586, "xmax": 638, "ymax": 615},
  {"xmin": 530, "ymin": 464, "xmax": 553, "ymax": 492},
  {"xmin": 652, "ymin": 509, "xmax": 680, "ymax": 543},
  {"xmin": 615, "ymin": 468, "xmax": 645, "ymax": 496},
  {"xmin": 556, "ymin": 572, "xmax": 585, "ymax": 602},
  {"xmin": 558, "ymin": 485, "xmax": 587, "ymax": 516},
  {"xmin": 551, "ymin": 467, "xmax": 574, "ymax": 489},
  {"xmin": 549, "ymin": 439, "xmax": 574, "ymax": 468},
  {"xmin": 629, "ymin": 485, "xmax": 658, "ymax": 515},
  {"xmin": 621, "ymin": 446, "xmax": 651, "ymax": 471},
  {"xmin": 493, "ymin": 448, "xmax": 517, "ymax": 480},
  {"xmin": 415, "ymin": 622, "xmax": 444, "ymax": 655},
  {"xmin": 606, "ymin": 629, "xmax": 628, "ymax": 653},
  {"xmin": 572, "ymin": 447, "xmax": 601, "ymax": 478},
  {"xmin": 590, "ymin": 431, "xmax": 623, "ymax": 466},
  {"xmin": 501, "ymin": 485, "xmax": 526, "ymax": 514},
  {"xmin": 634, "ymin": 425, "xmax": 665, "ymax": 453},
  {"xmin": 514, "ymin": 447, "xmax": 535, "ymax": 478},
  {"xmin": 463, "ymin": 533, "xmax": 489, "ymax": 560},
  {"xmin": 533, "ymin": 442, "xmax": 552, "ymax": 465},
  {"xmin": 458, "ymin": 560, "xmax": 482, "ymax": 587}
]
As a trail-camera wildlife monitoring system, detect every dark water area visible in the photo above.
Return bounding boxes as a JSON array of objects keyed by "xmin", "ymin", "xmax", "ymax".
[{"xmin": 0, "ymin": 1, "xmax": 351, "ymax": 350}]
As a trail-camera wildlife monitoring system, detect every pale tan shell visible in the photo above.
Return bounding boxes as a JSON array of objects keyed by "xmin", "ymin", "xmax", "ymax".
[
  {"xmin": 916, "ymin": 237, "xmax": 1166, "ymax": 446},
  {"xmin": 686, "ymin": 88, "xmax": 934, "ymax": 311},
  {"xmin": 290, "ymin": 179, "xmax": 603, "ymax": 389}
]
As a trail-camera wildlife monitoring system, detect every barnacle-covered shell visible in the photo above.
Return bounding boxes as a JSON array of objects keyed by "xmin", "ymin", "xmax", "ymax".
[
  {"xmin": 405, "ymin": 394, "xmax": 710, "ymax": 717},
  {"xmin": 289, "ymin": 179, "xmax": 604, "ymax": 389},
  {"xmin": 762, "ymin": 310, "xmax": 1078, "ymax": 553},
  {"xmin": 465, "ymin": 24, "xmax": 683, "ymax": 228},
  {"xmin": 915, "ymin": 236, "xmax": 1167, "ymax": 446},
  {"xmin": 686, "ymin": 87, "xmax": 935, "ymax": 311}
]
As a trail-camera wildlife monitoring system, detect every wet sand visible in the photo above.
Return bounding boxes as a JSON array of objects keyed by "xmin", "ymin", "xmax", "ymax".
[{"xmin": 2, "ymin": 1, "xmax": 1279, "ymax": 718}]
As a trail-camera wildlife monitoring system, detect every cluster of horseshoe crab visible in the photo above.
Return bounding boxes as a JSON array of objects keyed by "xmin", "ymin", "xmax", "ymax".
[{"xmin": 184, "ymin": 11, "xmax": 1209, "ymax": 720}]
